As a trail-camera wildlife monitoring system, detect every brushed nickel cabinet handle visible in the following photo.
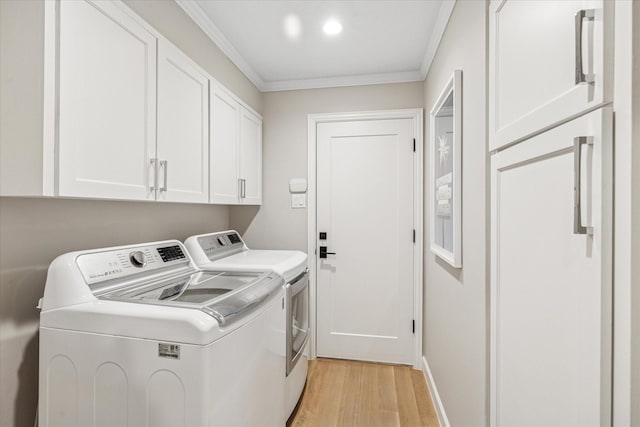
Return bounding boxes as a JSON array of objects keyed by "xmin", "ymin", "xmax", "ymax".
[
  {"xmin": 575, "ymin": 9, "xmax": 595, "ymax": 85},
  {"xmin": 149, "ymin": 158, "xmax": 158, "ymax": 193},
  {"xmin": 160, "ymin": 160, "xmax": 168, "ymax": 192},
  {"xmin": 573, "ymin": 136, "xmax": 593, "ymax": 235}
]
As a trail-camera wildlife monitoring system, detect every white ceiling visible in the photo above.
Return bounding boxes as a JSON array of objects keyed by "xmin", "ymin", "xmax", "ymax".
[{"xmin": 176, "ymin": 0, "xmax": 455, "ymax": 92}]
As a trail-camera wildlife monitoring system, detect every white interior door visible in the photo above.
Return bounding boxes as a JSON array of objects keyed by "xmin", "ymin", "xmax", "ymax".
[
  {"xmin": 316, "ymin": 118, "xmax": 415, "ymax": 364},
  {"xmin": 157, "ymin": 41, "xmax": 209, "ymax": 203},
  {"xmin": 490, "ymin": 107, "xmax": 612, "ymax": 426}
]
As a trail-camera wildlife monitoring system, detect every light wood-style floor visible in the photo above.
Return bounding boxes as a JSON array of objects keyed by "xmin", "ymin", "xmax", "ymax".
[{"xmin": 287, "ymin": 358, "xmax": 439, "ymax": 427}]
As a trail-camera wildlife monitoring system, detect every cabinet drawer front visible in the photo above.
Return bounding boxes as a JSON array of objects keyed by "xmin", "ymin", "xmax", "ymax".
[
  {"xmin": 58, "ymin": 0, "xmax": 157, "ymax": 200},
  {"xmin": 489, "ymin": 0, "xmax": 611, "ymax": 151}
]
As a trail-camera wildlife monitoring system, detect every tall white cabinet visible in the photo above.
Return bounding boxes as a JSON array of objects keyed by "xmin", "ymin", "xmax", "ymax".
[
  {"xmin": 57, "ymin": 0, "xmax": 157, "ymax": 200},
  {"xmin": 489, "ymin": 1, "xmax": 613, "ymax": 426}
]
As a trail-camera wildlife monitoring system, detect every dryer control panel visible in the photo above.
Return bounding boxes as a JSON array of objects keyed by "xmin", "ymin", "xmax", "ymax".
[
  {"xmin": 197, "ymin": 232, "xmax": 245, "ymax": 261},
  {"xmin": 76, "ymin": 242, "xmax": 189, "ymax": 286}
]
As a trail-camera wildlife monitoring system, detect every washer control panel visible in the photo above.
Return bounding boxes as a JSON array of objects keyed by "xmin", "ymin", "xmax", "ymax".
[
  {"xmin": 129, "ymin": 251, "xmax": 146, "ymax": 268},
  {"xmin": 76, "ymin": 242, "xmax": 188, "ymax": 285}
]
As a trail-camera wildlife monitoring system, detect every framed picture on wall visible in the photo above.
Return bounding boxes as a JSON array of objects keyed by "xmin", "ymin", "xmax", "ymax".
[{"xmin": 429, "ymin": 69, "xmax": 462, "ymax": 268}]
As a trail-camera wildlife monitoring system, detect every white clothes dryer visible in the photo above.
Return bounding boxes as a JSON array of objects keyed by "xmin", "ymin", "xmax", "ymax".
[
  {"xmin": 38, "ymin": 240, "xmax": 286, "ymax": 427},
  {"xmin": 185, "ymin": 231, "xmax": 309, "ymax": 418}
]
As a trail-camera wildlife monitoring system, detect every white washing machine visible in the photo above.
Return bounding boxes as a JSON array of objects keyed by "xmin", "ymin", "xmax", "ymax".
[
  {"xmin": 38, "ymin": 240, "xmax": 286, "ymax": 427},
  {"xmin": 184, "ymin": 231, "xmax": 309, "ymax": 418}
]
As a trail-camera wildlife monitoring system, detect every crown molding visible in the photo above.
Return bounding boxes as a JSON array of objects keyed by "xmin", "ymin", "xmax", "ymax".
[
  {"xmin": 261, "ymin": 70, "xmax": 425, "ymax": 92},
  {"xmin": 420, "ymin": 0, "xmax": 456, "ymax": 79},
  {"xmin": 175, "ymin": 0, "xmax": 266, "ymax": 90}
]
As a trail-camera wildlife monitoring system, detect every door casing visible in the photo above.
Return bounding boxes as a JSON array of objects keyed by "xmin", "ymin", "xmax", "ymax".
[{"xmin": 307, "ymin": 109, "xmax": 424, "ymax": 368}]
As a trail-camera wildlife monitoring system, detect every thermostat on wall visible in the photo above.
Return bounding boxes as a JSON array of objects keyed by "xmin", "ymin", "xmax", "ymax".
[{"xmin": 289, "ymin": 178, "xmax": 307, "ymax": 193}]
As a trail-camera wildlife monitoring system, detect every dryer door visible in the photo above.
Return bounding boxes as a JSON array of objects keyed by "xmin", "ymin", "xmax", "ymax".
[{"xmin": 286, "ymin": 269, "xmax": 309, "ymax": 376}]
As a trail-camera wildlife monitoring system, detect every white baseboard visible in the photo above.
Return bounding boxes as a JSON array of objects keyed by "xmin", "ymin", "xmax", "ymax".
[{"xmin": 421, "ymin": 355, "xmax": 450, "ymax": 427}]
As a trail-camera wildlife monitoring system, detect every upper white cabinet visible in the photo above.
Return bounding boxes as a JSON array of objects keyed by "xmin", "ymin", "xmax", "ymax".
[
  {"xmin": 57, "ymin": 0, "xmax": 157, "ymax": 200},
  {"xmin": 2, "ymin": 0, "xmax": 264, "ymax": 204},
  {"xmin": 489, "ymin": 0, "xmax": 612, "ymax": 150},
  {"xmin": 239, "ymin": 107, "xmax": 263, "ymax": 205},
  {"xmin": 157, "ymin": 41, "xmax": 209, "ymax": 203},
  {"xmin": 210, "ymin": 87, "xmax": 241, "ymax": 204},
  {"xmin": 210, "ymin": 85, "xmax": 262, "ymax": 205}
]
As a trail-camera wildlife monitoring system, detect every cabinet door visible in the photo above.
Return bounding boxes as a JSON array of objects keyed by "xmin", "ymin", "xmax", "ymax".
[
  {"xmin": 239, "ymin": 107, "xmax": 262, "ymax": 205},
  {"xmin": 490, "ymin": 107, "xmax": 612, "ymax": 426},
  {"xmin": 210, "ymin": 86, "xmax": 240, "ymax": 204},
  {"xmin": 157, "ymin": 41, "xmax": 209, "ymax": 203},
  {"xmin": 58, "ymin": 0, "xmax": 156, "ymax": 200},
  {"xmin": 489, "ymin": 0, "xmax": 612, "ymax": 150}
]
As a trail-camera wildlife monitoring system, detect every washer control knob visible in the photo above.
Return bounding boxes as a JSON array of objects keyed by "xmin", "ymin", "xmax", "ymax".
[{"xmin": 129, "ymin": 251, "xmax": 146, "ymax": 268}]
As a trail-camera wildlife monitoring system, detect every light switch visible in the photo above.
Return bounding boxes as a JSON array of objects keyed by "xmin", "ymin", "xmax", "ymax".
[
  {"xmin": 289, "ymin": 178, "xmax": 307, "ymax": 193},
  {"xmin": 291, "ymin": 194, "xmax": 306, "ymax": 208}
]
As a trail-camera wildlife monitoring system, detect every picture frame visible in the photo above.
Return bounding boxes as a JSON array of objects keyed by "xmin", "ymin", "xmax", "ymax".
[{"xmin": 429, "ymin": 69, "xmax": 462, "ymax": 268}]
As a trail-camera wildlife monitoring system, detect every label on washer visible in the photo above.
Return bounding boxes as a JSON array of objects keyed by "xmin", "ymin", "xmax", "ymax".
[{"xmin": 158, "ymin": 343, "xmax": 180, "ymax": 360}]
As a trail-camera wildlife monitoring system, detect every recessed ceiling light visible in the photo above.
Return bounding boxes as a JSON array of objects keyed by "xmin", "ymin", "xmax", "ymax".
[
  {"xmin": 283, "ymin": 13, "xmax": 302, "ymax": 39},
  {"xmin": 323, "ymin": 19, "xmax": 342, "ymax": 36}
]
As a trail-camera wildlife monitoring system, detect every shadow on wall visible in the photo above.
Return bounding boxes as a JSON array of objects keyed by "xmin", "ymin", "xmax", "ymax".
[
  {"xmin": 435, "ymin": 255, "xmax": 463, "ymax": 282},
  {"xmin": 229, "ymin": 205, "xmax": 260, "ymax": 235},
  {"xmin": 16, "ymin": 333, "xmax": 38, "ymax": 427},
  {"xmin": 0, "ymin": 266, "xmax": 46, "ymax": 427}
]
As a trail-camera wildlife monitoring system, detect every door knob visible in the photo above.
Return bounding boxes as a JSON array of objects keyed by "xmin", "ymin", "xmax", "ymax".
[{"xmin": 319, "ymin": 246, "xmax": 336, "ymax": 259}]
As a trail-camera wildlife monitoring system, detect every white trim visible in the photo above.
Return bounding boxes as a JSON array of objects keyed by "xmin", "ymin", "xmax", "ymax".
[
  {"xmin": 307, "ymin": 109, "xmax": 424, "ymax": 368},
  {"xmin": 175, "ymin": 0, "xmax": 266, "ymax": 91},
  {"xmin": 612, "ymin": 0, "xmax": 633, "ymax": 425},
  {"xmin": 421, "ymin": 356, "xmax": 451, "ymax": 427},
  {"xmin": 262, "ymin": 71, "xmax": 424, "ymax": 92},
  {"xmin": 43, "ymin": 0, "xmax": 57, "ymax": 196},
  {"xmin": 420, "ymin": 0, "xmax": 456, "ymax": 79}
]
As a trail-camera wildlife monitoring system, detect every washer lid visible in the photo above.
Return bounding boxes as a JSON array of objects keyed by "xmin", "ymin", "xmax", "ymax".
[{"xmin": 99, "ymin": 270, "xmax": 283, "ymax": 326}]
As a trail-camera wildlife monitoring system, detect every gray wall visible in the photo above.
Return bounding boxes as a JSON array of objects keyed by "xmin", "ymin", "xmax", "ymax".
[
  {"xmin": 422, "ymin": 2, "xmax": 488, "ymax": 426},
  {"xmin": 230, "ymin": 82, "xmax": 425, "ymax": 251},
  {"xmin": 0, "ymin": 1, "xmax": 261, "ymax": 426},
  {"xmin": 0, "ymin": 0, "xmax": 45, "ymax": 195}
]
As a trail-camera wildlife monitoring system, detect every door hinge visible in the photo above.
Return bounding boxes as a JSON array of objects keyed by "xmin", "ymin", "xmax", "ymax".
[
  {"xmin": 412, "ymin": 319, "xmax": 415, "ymax": 334},
  {"xmin": 413, "ymin": 138, "xmax": 416, "ymax": 152},
  {"xmin": 413, "ymin": 229, "xmax": 415, "ymax": 243}
]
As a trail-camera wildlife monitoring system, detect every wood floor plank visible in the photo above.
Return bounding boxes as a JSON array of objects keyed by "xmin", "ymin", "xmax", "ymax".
[
  {"xmin": 393, "ymin": 366, "xmax": 422, "ymax": 427},
  {"xmin": 410, "ymin": 368, "xmax": 440, "ymax": 427},
  {"xmin": 289, "ymin": 358, "xmax": 439, "ymax": 427},
  {"xmin": 358, "ymin": 362, "xmax": 380, "ymax": 427},
  {"xmin": 376, "ymin": 364, "xmax": 400, "ymax": 427},
  {"xmin": 336, "ymin": 361, "xmax": 362, "ymax": 426}
]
